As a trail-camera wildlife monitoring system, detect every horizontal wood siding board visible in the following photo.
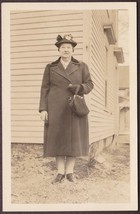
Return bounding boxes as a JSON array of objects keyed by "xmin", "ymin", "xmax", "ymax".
[
  {"xmin": 11, "ymin": 126, "xmax": 44, "ymax": 132},
  {"xmin": 90, "ymin": 118, "xmax": 114, "ymax": 124},
  {"xmin": 10, "ymin": 10, "xmax": 82, "ymax": 19},
  {"xmin": 11, "ymin": 103, "xmax": 39, "ymax": 109},
  {"xmin": 11, "ymin": 98, "xmax": 39, "ymax": 104},
  {"xmin": 11, "ymin": 138, "xmax": 43, "ymax": 144},
  {"xmin": 11, "ymin": 92, "xmax": 40, "ymax": 98},
  {"xmin": 11, "ymin": 20, "xmax": 83, "ymax": 31},
  {"xmin": 90, "ymin": 122, "xmax": 115, "ymax": 127},
  {"xmin": 11, "ymin": 63, "xmax": 48, "ymax": 70},
  {"xmin": 11, "ymin": 70, "xmax": 44, "ymax": 76},
  {"xmin": 91, "ymin": 128, "xmax": 115, "ymax": 133},
  {"xmin": 91, "ymin": 127, "xmax": 115, "ymax": 134},
  {"xmin": 11, "ymin": 110, "xmax": 39, "ymax": 115},
  {"xmin": 11, "ymin": 121, "xmax": 43, "ymax": 127},
  {"xmin": 11, "ymin": 32, "xmax": 83, "ymax": 42},
  {"xmin": 11, "ymin": 115, "xmax": 41, "ymax": 121},
  {"xmin": 11, "ymin": 86, "xmax": 40, "ymax": 92},
  {"xmin": 11, "ymin": 81, "xmax": 41, "ymax": 87},
  {"xmin": 11, "ymin": 75, "xmax": 42, "ymax": 81},
  {"xmin": 11, "ymin": 14, "xmax": 83, "ymax": 25},
  {"xmin": 12, "ymin": 132, "xmax": 42, "ymax": 137},
  {"xmin": 11, "ymin": 26, "xmax": 83, "ymax": 36}
]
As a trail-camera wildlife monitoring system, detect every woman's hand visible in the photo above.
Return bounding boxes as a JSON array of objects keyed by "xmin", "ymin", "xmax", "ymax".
[
  {"xmin": 68, "ymin": 84, "xmax": 82, "ymax": 94},
  {"xmin": 40, "ymin": 111, "xmax": 48, "ymax": 121}
]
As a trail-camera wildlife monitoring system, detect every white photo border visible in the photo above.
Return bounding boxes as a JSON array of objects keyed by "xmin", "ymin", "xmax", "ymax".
[{"xmin": 2, "ymin": 2, "xmax": 137, "ymax": 212}]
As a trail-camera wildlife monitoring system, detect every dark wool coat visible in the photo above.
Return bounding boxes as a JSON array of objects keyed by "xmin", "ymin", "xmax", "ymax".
[{"xmin": 39, "ymin": 57, "xmax": 93, "ymax": 157}]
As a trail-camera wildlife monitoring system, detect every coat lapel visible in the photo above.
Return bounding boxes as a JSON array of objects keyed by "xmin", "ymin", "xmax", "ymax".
[
  {"xmin": 51, "ymin": 62, "xmax": 71, "ymax": 82},
  {"xmin": 50, "ymin": 57, "xmax": 80, "ymax": 82},
  {"xmin": 66, "ymin": 61, "xmax": 79, "ymax": 75}
]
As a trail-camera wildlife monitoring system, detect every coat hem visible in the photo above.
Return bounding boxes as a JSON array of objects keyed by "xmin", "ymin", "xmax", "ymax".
[{"xmin": 43, "ymin": 153, "xmax": 89, "ymax": 158}]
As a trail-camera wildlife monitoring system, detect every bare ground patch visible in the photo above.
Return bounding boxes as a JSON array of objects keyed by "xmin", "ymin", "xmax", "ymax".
[{"xmin": 11, "ymin": 143, "xmax": 130, "ymax": 204}]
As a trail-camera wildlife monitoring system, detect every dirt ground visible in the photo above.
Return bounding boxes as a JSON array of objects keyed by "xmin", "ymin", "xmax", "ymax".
[{"xmin": 11, "ymin": 143, "xmax": 130, "ymax": 204}]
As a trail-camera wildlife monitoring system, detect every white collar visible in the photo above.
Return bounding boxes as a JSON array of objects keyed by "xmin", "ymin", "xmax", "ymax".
[{"xmin": 60, "ymin": 58, "xmax": 71, "ymax": 68}]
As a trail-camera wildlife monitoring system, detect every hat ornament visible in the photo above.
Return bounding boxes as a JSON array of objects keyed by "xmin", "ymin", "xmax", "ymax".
[
  {"xmin": 57, "ymin": 35, "xmax": 63, "ymax": 42},
  {"xmin": 64, "ymin": 34, "xmax": 73, "ymax": 41}
]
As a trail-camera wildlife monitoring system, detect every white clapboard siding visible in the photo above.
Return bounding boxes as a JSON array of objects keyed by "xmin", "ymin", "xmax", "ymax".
[
  {"xmin": 11, "ymin": 10, "xmax": 118, "ymax": 144},
  {"xmin": 11, "ymin": 98, "xmax": 39, "ymax": 104},
  {"xmin": 11, "ymin": 32, "xmax": 83, "ymax": 42},
  {"xmin": 11, "ymin": 10, "xmax": 84, "ymax": 144},
  {"xmin": 11, "ymin": 20, "xmax": 83, "ymax": 31},
  {"xmin": 86, "ymin": 10, "xmax": 118, "ymax": 143},
  {"xmin": 11, "ymin": 120, "xmax": 43, "ymax": 127},
  {"xmin": 10, "ymin": 13, "xmax": 83, "ymax": 25},
  {"xmin": 11, "ymin": 43, "xmax": 83, "ymax": 53},
  {"xmin": 10, "ymin": 10, "xmax": 82, "ymax": 17},
  {"xmin": 12, "ymin": 138, "xmax": 43, "ymax": 144},
  {"xmin": 11, "ymin": 86, "xmax": 40, "ymax": 92},
  {"xmin": 11, "ymin": 26, "xmax": 83, "ymax": 37}
]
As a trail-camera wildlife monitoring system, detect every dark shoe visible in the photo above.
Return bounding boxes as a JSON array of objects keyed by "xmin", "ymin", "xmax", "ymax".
[
  {"xmin": 66, "ymin": 173, "xmax": 74, "ymax": 182},
  {"xmin": 52, "ymin": 174, "xmax": 65, "ymax": 184}
]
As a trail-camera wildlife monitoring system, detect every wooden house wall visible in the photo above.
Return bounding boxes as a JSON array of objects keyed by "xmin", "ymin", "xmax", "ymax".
[
  {"xmin": 10, "ymin": 10, "xmax": 118, "ymax": 144},
  {"xmin": 10, "ymin": 10, "xmax": 84, "ymax": 143},
  {"xmin": 87, "ymin": 10, "xmax": 118, "ymax": 143}
]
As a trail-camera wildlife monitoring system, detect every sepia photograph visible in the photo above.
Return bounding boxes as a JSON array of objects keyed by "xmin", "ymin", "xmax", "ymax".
[{"xmin": 2, "ymin": 2, "xmax": 137, "ymax": 212}]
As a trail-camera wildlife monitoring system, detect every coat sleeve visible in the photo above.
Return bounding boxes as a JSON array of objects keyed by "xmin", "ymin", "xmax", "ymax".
[
  {"xmin": 39, "ymin": 64, "xmax": 50, "ymax": 112},
  {"xmin": 80, "ymin": 62, "xmax": 94, "ymax": 94}
]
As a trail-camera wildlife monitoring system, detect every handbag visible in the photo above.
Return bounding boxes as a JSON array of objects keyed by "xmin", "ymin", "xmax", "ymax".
[{"xmin": 68, "ymin": 88, "xmax": 89, "ymax": 117}]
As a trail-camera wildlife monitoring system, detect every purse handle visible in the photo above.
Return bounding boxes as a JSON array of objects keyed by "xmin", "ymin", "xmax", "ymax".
[{"xmin": 75, "ymin": 85, "xmax": 81, "ymax": 95}]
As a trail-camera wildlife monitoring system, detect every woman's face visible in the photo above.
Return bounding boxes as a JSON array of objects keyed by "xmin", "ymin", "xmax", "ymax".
[{"xmin": 59, "ymin": 43, "xmax": 74, "ymax": 59}]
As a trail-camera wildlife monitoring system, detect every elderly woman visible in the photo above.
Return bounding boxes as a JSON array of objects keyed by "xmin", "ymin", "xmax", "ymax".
[{"xmin": 39, "ymin": 34, "xmax": 93, "ymax": 183}]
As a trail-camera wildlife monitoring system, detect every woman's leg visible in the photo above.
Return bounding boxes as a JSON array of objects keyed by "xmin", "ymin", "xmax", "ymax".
[
  {"xmin": 56, "ymin": 156, "xmax": 65, "ymax": 174},
  {"xmin": 65, "ymin": 156, "xmax": 76, "ymax": 181},
  {"xmin": 52, "ymin": 156, "xmax": 65, "ymax": 184}
]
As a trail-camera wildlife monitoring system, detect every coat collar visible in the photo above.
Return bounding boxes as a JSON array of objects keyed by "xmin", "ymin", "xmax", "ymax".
[
  {"xmin": 50, "ymin": 57, "xmax": 80, "ymax": 66},
  {"xmin": 50, "ymin": 57, "xmax": 80, "ymax": 81}
]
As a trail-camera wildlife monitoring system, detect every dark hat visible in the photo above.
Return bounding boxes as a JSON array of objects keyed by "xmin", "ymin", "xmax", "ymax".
[{"xmin": 55, "ymin": 34, "xmax": 77, "ymax": 48}]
